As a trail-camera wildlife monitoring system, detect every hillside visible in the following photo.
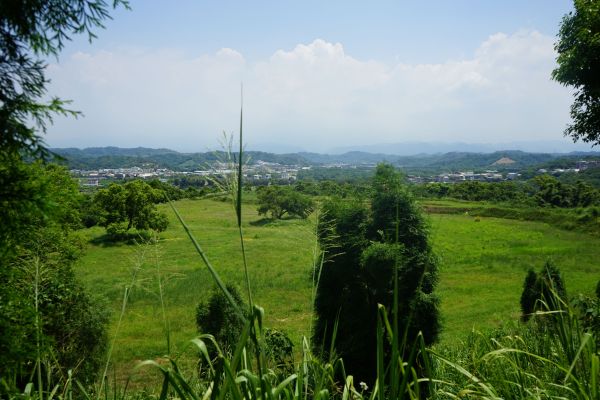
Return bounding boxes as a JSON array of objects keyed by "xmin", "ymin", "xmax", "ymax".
[{"xmin": 52, "ymin": 146, "xmax": 600, "ymax": 173}]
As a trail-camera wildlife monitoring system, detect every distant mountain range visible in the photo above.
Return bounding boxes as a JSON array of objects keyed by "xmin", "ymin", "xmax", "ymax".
[
  {"xmin": 326, "ymin": 140, "xmax": 598, "ymax": 155},
  {"xmin": 52, "ymin": 146, "xmax": 600, "ymax": 173}
]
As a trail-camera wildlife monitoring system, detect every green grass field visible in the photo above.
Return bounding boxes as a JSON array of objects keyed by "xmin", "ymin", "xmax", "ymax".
[{"xmin": 74, "ymin": 197, "xmax": 600, "ymax": 382}]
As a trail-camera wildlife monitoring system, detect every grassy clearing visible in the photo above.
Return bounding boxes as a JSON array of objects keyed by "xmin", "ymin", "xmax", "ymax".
[
  {"xmin": 422, "ymin": 198, "xmax": 600, "ymax": 235},
  {"xmin": 74, "ymin": 197, "xmax": 600, "ymax": 383},
  {"xmin": 428, "ymin": 212, "xmax": 599, "ymax": 344},
  {"xmin": 75, "ymin": 198, "xmax": 315, "ymax": 383}
]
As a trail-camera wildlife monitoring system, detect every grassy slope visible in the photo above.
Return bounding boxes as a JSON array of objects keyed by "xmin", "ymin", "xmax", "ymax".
[
  {"xmin": 429, "ymin": 212, "xmax": 598, "ymax": 344},
  {"xmin": 76, "ymin": 198, "xmax": 315, "ymax": 379},
  {"xmin": 75, "ymin": 198, "xmax": 600, "ymax": 379}
]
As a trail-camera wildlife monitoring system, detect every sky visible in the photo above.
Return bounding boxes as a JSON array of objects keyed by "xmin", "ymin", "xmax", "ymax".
[{"xmin": 44, "ymin": 0, "xmax": 594, "ymax": 153}]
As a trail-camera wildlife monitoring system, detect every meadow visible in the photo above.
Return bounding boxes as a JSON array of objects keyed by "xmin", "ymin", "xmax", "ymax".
[{"xmin": 74, "ymin": 197, "xmax": 600, "ymax": 383}]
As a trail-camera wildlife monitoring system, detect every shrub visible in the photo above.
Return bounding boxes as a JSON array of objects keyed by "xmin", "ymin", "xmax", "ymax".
[
  {"xmin": 520, "ymin": 261, "xmax": 567, "ymax": 321},
  {"xmin": 313, "ymin": 163, "xmax": 439, "ymax": 384},
  {"xmin": 196, "ymin": 284, "xmax": 246, "ymax": 357},
  {"xmin": 1, "ymin": 229, "xmax": 109, "ymax": 392},
  {"xmin": 520, "ymin": 269, "xmax": 538, "ymax": 321},
  {"xmin": 264, "ymin": 328, "xmax": 294, "ymax": 375}
]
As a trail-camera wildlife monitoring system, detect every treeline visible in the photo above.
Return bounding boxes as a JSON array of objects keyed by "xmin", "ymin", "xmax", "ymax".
[{"xmin": 414, "ymin": 175, "xmax": 600, "ymax": 208}]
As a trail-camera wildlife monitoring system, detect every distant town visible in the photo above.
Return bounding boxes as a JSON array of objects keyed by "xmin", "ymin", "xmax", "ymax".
[{"xmin": 70, "ymin": 157, "xmax": 600, "ymax": 187}]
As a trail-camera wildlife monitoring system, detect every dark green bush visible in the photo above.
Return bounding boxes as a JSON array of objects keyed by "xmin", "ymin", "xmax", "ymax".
[
  {"xmin": 520, "ymin": 261, "xmax": 567, "ymax": 321},
  {"xmin": 264, "ymin": 328, "xmax": 294, "ymax": 375},
  {"xmin": 520, "ymin": 269, "xmax": 539, "ymax": 321},
  {"xmin": 196, "ymin": 284, "xmax": 246, "ymax": 357},
  {"xmin": 313, "ymin": 163, "xmax": 439, "ymax": 384}
]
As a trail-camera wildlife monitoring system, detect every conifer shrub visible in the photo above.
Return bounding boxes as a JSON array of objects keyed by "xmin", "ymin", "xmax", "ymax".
[
  {"xmin": 196, "ymin": 284, "xmax": 246, "ymax": 357},
  {"xmin": 520, "ymin": 261, "xmax": 567, "ymax": 321},
  {"xmin": 313, "ymin": 163, "xmax": 440, "ymax": 384},
  {"xmin": 520, "ymin": 269, "xmax": 539, "ymax": 321}
]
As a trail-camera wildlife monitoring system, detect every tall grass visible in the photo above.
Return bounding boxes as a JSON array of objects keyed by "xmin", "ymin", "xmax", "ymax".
[{"xmin": 432, "ymin": 304, "xmax": 599, "ymax": 399}]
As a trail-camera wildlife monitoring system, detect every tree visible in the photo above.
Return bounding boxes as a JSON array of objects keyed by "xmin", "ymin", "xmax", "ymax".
[
  {"xmin": 520, "ymin": 269, "xmax": 539, "ymax": 321},
  {"xmin": 94, "ymin": 180, "xmax": 169, "ymax": 237},
  {"xmin": 552, "ymin": 0, "xmax": 600, "ymax": 145},
  {"xmin": 313, "ymin": 164, "xmax": 439, "ymax": 384},
  {"xmin": 533, "ymin": 175, "xmax": 571, "ymax": 207},
  {"xmin": 1, "ymin": 0, "xmax": 129, "ymax": 161},
  {"xmin": 256, "ymin": 186, "xmax": 314, "ymax": 219},
  {"xmin": 520, "ymin": 262, "xmax": 568, "ymax": 321}
]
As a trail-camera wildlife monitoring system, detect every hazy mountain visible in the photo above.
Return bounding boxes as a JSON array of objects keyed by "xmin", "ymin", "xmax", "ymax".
[{"xmin": 327, "ymin": 140, "xmax": 598, "ymax": 155}]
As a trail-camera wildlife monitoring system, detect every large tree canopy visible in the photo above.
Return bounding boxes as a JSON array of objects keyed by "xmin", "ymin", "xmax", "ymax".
[
  {"xmin": 94, "ymin": 180, "xmax": 169, "ymax": 237},
  {"xmin": 256, "ymin": 186, "xmax": 314, "ymax": 219},
  {"xmin": 552, "ymin": 0, "xmax": 600, "ymax": 145}
]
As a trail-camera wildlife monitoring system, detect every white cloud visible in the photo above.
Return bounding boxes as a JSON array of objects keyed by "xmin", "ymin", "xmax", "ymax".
[{"xmin": 46, "ymin": 31, "xmax": 573, "ymax": 151}]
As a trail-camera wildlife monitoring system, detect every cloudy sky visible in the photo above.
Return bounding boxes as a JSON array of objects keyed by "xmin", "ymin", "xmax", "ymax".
[{"xmin": 44, "ymin": 0, "xmax": 591, "ymax": 153}]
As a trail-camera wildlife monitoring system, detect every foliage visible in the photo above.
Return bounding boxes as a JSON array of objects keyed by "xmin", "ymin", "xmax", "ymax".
[
  {"xmin": 520, "ymin": 269, "xmax": 538, "ymax": 321},
  {"xmin": 552, "ymin": 0, "xmax": 600, "ymax": 145},
  {"xmin": 313, "ymin": 163, "xmax": 439, "ymax": 383},
  {"xmin": 196, "ymin": 284, "xmax": 246, "ymax": 357},
  {"xmin": 1, "ymin": 3, "xmax": 124, "ymax": 393},
  {"xmin": 572, "ymin": 294, "xmax": 600, "ymax": 345},
  {"xmin": 148, "ymin": 179, "xmax": 186, "ymax": 201},
  {"xmin": 0, "ymin": 0, "xmax": 128, "ymax": 160},
  {"xmin": 520, "ymin": 261, "xmax": 568, "ymax": 321},
  {"xmin": 0, "ymin": 164, "xmax": 108, "ymax": 394},
  {"xmin": 0, "ymin": 159, "xmax": 83, "ymax": 258},
  {"xmin": 256, "ymin": 185, "xmax": 314, "ymax": 219},
  {"xmin": 416, "ymin": 175, "xmax": 600, "ymax": 210},
  {"xmin": 94, "ymin": 180, "xmax": 169, "ymax": 237},
  {"xmin": 18, "ymin": 237, "xmax": 109, "ymax": 387},
  {"xmin": 434, "ymin": 300, "xmax": 599, "ymax": 399},
  {"xmin": 264, "ymin": 328, "xmax": 294, "ymax": 375}
]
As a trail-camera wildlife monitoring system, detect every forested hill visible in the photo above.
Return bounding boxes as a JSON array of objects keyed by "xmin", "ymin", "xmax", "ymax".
[
  {"xmin": 53, "ymin": 147, "xmax": 309, "ymax": 170},
  {"xmin": 52, "ymin": 146, "xmax": 600, "ymax": 172},
  {"xmin": 299, "ymin": 150, "xmax": 561, "ymax": 169}
]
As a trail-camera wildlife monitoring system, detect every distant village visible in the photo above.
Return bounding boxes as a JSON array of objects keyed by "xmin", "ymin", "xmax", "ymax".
[
  {"xmin": 70, "ymin": 160, "xmax": 305, "ymax": 187},
  {"xmin": 70, "ymin": 157, "xmax": 600, "ymax": 187}
]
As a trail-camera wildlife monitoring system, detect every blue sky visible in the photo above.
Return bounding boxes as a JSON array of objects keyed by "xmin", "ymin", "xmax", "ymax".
[{"xmin": 45, "ymin": 0, "xmax": 594, "ymax": 153}]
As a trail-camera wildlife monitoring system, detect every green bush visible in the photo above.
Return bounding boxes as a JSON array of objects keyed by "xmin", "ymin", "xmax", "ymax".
[
  {"xmin": 196, "ymin": 284, "xmax": 246, "ymax": 357},
  {"xmin": 264, "ymin": 328, "xmax": 294, "ymax": 375},
  {"xmin": 313, "ymin": 163, "xmax": 439, "ymax": 384},
  {"xmin": 1, "ymin": 229, "xmax": 109, "ymax": 393},
  {"xmin": 520, "ymin": 261, "xmax": 567, "ymax": 321}
]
